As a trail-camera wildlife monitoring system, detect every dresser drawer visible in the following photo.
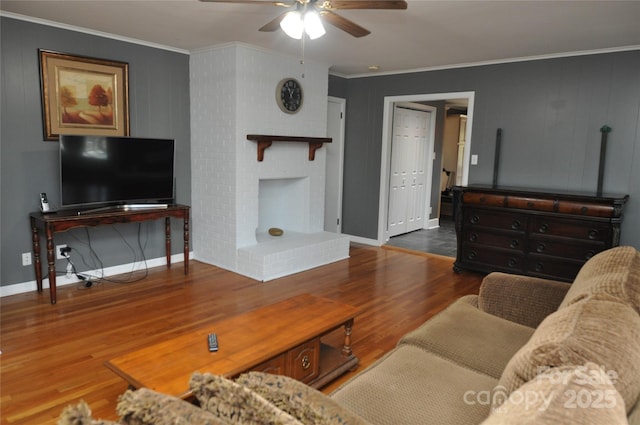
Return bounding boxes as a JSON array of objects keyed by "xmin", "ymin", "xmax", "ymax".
[
  {"xmin": 287, "ymin": 338, "xmax": 320, "ymax": 383},
  {"xmin": 463, "ymin": 228, "xmax": 525, "ymax": 251},
  {"xmin": 529, "ymin": 217, "xmax": 611, "ymax": 242},
  {"xmin": 464, "ymin": 209, "xmax": 527, "ymax": 232},
  {"xmin": 528, "ymin": 237, "xmax": 603, "ymax": 262},
  {"xmin": 462, "ymin": 192, "xmax": 505, "ymax": 207},
  {"xmin": 461, "ymin": 245, "xmax": 524, "ymax": 272},
  {"xmin": 506, "ymin": 196, "xmax": 556, "ymax": 212},
  {"xmin": 526, "ymin": 255, "xmax": 584, "ymax": 281},
  {"xmin": 556, "ymin": 201, "xmax": 616, "ymax": 218}
]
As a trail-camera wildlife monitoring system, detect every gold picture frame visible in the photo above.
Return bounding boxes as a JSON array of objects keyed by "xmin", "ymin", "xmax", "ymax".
[{"xmin": 39, "ymin": 49, "xmax": 129, "ymax": 141}]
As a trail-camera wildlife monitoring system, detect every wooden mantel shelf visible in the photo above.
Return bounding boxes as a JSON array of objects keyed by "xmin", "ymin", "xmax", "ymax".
[{"xmin": 246, "ymin": 134, "xmax": 332, "ymax": 161}]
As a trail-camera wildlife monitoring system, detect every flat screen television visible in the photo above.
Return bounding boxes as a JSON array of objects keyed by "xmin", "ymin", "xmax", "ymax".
[{"xmin": 59, "ymin": 135, "xmax": 175, "ymax": 210}]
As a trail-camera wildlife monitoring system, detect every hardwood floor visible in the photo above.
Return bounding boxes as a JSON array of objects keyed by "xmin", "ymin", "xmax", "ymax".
[{"xmin": 0, "ymin": 244, "xmax": 483, "ymax": 424}]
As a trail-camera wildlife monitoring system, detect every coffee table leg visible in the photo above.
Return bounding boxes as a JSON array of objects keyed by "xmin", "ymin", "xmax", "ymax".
[{"xmin": 342, "ymin": 319, "xmax": 353, "ymax": 357}]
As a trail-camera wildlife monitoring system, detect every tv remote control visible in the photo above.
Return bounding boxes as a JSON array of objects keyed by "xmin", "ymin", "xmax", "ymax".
[{"xmin": 207, "ymin": 333, "xmax": 218, "ymax": 352}]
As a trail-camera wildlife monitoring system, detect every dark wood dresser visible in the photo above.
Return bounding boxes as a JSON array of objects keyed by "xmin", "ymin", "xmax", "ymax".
[{"xmin": 452, "ymin": 185, "xmax": 628, "ymax": 282}]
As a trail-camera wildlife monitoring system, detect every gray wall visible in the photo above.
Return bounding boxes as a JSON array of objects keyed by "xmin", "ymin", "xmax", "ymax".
[
  {"xmin": 330, "ymin": 51, "xmax": 640, "ymax": 248},
  {"xmin": 1, "ymin": 17, "xmax": 191, "ymax": 287}
]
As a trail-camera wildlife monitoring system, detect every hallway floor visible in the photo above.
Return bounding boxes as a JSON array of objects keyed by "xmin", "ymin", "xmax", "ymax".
[{"xmin": 386, "ymin": 218, "xmax": 457, "ymax": 258}]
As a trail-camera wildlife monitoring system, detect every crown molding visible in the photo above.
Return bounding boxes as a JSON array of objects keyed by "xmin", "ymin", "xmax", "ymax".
[
  {"xmin": 0, "ymin": 11, "xmax": 190, "ymax": 55},
  {"xmin": 331, "ymin": 45, "xmax": 640, "ymax": 79}
]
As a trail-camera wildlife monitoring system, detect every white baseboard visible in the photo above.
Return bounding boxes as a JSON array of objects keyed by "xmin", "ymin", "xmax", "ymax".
[
  {"xmin": 346, "ymin": 234, "xmax": 382, "ymax": 246},
  {"xmin": 425, "ymin": 218, "xmax": 440, "ymax": 229},
  {"xmin": 1, "ymin": 252, "xmax": 192, "ymax": 298}
]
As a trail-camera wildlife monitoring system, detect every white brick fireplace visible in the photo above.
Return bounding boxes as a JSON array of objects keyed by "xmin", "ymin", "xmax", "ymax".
[{"xmin": 190, "ymin": 43, "xmax": 349, "ymax": 281}]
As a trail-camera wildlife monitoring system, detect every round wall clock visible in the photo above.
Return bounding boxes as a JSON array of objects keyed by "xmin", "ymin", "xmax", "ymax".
[{"xmin": 276, "ymin": 78, "xmax": 303, "ymax": 114}]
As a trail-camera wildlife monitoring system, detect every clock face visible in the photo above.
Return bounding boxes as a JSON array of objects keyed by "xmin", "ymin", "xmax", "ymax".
[{"xmin": 276, "ymin": 78, "xmax": 303, "ymax": 114}]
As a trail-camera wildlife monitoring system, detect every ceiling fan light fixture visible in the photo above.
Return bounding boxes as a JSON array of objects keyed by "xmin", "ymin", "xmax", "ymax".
[
  {"xmin": 280, "ymin": 11, "xmax": 304, "ymax": 39},
  {"xmin": 303, "ymin": 9, "xmax": 326, "ymax": 40}
]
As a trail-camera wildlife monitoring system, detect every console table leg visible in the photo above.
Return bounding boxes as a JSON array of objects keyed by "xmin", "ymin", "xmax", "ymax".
[
  {"xmin": 165, "ymin": 217, "xmax": 171, "ymax": 269},
  {"xmin": 45, "ymin": 225, "xmax": 57, "ymax": 304},
  {"xmin": 342, "ymin": 319, "xmax": 354, "ymax": 357},
  {"xmin": 31, "ymin": 218, "xmax": 43, "ymax": 293},
  {"xmin": 183, "ymin": 214, "xmax": 189, "ymax": 275}
]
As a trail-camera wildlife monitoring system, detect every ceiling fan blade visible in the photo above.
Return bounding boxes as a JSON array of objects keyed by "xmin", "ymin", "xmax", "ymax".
[
  {"xmin": 259, "ymin": 12, "xmax": 287, "ymax": 31},
  {"xmin": 199, "ymin": 0, "xmax": 293, "ymax": 7},
  {"xmin": 318, "ymin": 0, "xmax": 407, "ymax": 10},
  {"xmin": 321, "ymin": 10, "xmax": 370, "ymax": 37}
]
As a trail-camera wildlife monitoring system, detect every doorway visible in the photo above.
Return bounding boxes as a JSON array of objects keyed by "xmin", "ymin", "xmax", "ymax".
[{"xmin": 378, "ymin": 92, "xmax": 475, "ymax": 247}]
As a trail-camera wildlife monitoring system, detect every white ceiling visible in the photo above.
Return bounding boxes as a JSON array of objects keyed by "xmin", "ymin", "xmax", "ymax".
[{"xmin": 2, "ymin": 0, "xmax": 639, "ymax": 76}]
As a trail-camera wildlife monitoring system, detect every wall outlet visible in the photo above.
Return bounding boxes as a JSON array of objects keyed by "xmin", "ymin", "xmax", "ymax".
[
  {"xmin": 471, "ymin": 154, "xmax": 479, "ymax": 165},
  {"xmin": 56, "ymin": 244, "xmax": 68, "ymax": 260},
  {"xmin": 22, "ymin": 252, "xmax": 32, "ymax": 266}
]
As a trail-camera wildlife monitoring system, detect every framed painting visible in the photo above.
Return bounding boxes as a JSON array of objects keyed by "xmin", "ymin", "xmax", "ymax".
[{"xmin": 39, "ymin": 49, "xmax": 129, "ymax": 141}]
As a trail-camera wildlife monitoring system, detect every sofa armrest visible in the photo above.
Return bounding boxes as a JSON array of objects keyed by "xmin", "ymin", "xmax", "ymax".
[
  {"xmin": 457, "ymin": 293, "xmax": 479, "ymax": 308},
  {"xmin": 477, "ymin": 272, "xmax": 571, "ymax": 328}
]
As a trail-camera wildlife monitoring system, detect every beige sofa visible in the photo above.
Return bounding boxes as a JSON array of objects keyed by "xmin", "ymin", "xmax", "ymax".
[
  {"xmin": 59, "ymin": 246, "xmax": 640, "ymax": 425},
  {"xmin": 331, "ymin": 245, "xmax": 640, "ymax": 424}
]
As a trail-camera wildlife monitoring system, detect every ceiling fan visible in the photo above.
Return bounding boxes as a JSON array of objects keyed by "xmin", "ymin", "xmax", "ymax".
[{"xmin": 199, "ymin": 0, "xmax": 408, "ymax": 39}]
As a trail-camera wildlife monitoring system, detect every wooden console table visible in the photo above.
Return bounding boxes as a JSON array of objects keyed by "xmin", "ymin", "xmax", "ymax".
[
  {"xmin": 105, "ymin": 294, "xmax": 359, "ymax": 398},
  {"xmin": 29, "ymin": 204, "xmax": 190, "ymax": 304}
]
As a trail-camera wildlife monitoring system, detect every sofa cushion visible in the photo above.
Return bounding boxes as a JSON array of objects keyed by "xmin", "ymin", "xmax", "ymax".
[
  {"xmin": 189, "ymin": 372, "xmax": 303, "ymax": 425},
  {"xmin": 116, "ymin": 388, "xmax": 229, "ymax": 425},
  {"xmin": 482, "ymin": 362, "xmax": 627, "ymax": 424},
  {"xmin": 498, "ymin": 293, "xmax": 640, "ymax": 413},
  {"xmin": 236, "ymin": 372, "xmax": 372, "ymax": 425},
  {"xmin": 558, "ymin": 246, "xmax": 640, "ymax": 313},
  {"xmin": 399, "ymin": 297, "xmax": 535, "ymax": 379},
  {"xmin": 331, "ymin": 345, "xmax": 497, "ymax": 425}
]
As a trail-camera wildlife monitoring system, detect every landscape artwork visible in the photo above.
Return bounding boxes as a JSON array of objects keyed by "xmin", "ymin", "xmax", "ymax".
[
  {"xmin": 57, "ymin": 68, "xmax": 115, "ymax": 127},
  {"xmin": 39, "ymin": 50, "xmax": 129, "ymax": 141}
]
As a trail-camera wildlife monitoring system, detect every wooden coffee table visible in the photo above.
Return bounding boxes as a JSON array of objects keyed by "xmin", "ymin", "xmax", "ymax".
[{"xmin": 105, "ymin": 294, "xmax": 359, "ymax": 398}]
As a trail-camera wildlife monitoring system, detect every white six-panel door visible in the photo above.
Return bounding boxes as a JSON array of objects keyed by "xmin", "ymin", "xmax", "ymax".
[{"xmin": 388, "ymin": 106, "xmax": 431, "ymax": 237}]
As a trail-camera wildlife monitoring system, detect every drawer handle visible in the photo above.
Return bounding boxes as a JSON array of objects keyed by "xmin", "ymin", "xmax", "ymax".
[
  {"xmin": 511, "ymin": 220, "xmax": 521, "ymax": 230},
  {"xmin": 588, "ymin": 229, "xmax": 599, "ymax": 240},
  {"xmin": 535, "ymin": 262, "xmax": 544, "ymax": 272},
  {"xmin": 507, "ymin": 258, "xmax": 518, "ymax": 268},
  {"xmin": 536, "ymin": 243, "xmax": 546, "ymax": 253},
  {"xmin": 467, "ymin": 251, "xmax": 477, "ymax": 260},
  {"xmin": 509, "ymin": 240, "xmax": 519, "ymax": 248},
  {"xmin": 469, "ymin": 233, "xmax": 478, "ymax": 242},
  {"xmin": 471, "ymin": 215, "xmax": 480, "ymax": 224},
  {"xmin": 539, "ymin": 223, "xmax": 549, "ymax": 233},
  {"xmin": 301, "ymin": 355, "xmax": 311, "ymax": 370}
]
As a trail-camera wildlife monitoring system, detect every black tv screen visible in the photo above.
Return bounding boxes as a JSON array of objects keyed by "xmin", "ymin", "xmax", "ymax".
[{"xmin": 60, "ymin": 135, "xmax": 175, "ymax": 209}]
